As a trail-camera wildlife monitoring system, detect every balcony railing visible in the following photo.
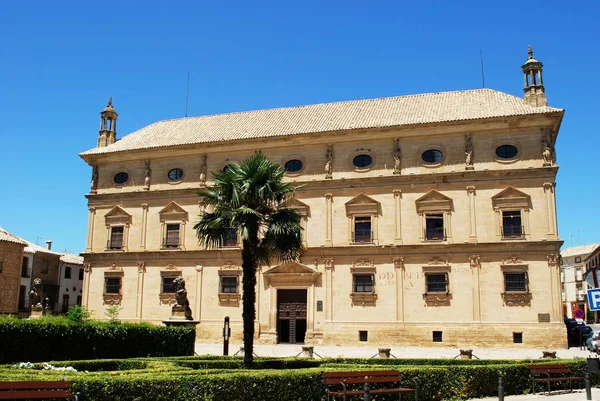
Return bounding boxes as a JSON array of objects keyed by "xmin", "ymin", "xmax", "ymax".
[
  {"xmin": 502, "ymin": 225, "xmax": 525, "ymax": 239},
  {"xmin": 352, "ymin": 231, "xmax": 374, "ymax": 244},
  {"xmin": 425, "ymin": 227, "xmax": 446, "ymax": 241}
]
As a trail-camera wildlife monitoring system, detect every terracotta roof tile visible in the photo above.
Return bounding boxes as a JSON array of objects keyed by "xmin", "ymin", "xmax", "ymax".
[
  {"xmin": 0, "ymin": 227, "xmax": 27, "ymax": 246},
  {"xmin": 81, "ymin": 88, "xmax": 563, "ymax": 155}
]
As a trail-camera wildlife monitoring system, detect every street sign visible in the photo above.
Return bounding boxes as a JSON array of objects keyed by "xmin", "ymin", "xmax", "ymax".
[
  {"xmin": 587, "ymin": 288, "xmax": 600, "ymax": 311},
  {"xmin": 574, "ymin": 309, "xmax": 585, "ymax": 319}
]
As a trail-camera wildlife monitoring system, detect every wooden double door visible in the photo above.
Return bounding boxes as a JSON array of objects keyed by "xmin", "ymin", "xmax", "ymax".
[{"xmin": 277, "ymin": 289, "xmax": 307, "ymax": 344}]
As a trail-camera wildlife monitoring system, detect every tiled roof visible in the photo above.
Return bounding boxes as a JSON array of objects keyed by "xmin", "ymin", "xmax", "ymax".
[
  {"xmin": 0, "ymin": 227, "xmax": 27, "ymax": 246},
  {"xmin": 60, "ymin": 253, "xmax": 84, "ymax": 265},
  {"xmin": 561, "ymin": 244, "xmax": 600, "ymax": 258},
  {"xmin": 23, "ymin": 241, "xmax": 62, "ymax": 256},
  {"xmin": 81, "ymin": 88, "xmax": 563, "ymax": 155}
]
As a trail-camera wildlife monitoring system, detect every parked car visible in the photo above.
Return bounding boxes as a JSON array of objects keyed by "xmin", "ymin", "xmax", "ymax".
[{"xmin": 587, "ymin": 330, "xmax": 600, "ymax": 352}]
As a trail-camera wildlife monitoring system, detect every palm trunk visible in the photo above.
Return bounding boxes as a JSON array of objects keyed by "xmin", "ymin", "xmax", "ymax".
[{"xmin": 241, "ymin": 236, "xmax": 258, "ymax": 368}]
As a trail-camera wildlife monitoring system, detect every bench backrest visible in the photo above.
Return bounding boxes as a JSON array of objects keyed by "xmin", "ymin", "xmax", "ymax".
[
  {"xmin": 0, "ymin": 381, "xmax": 71, "ymax": 400},
  {"xmin": 529, "ymin": 364, "xmax": 571, "ymax": 375},
  {"xmin": 324, "ymin": 370, "xmax": 401, "ymax": 385}
]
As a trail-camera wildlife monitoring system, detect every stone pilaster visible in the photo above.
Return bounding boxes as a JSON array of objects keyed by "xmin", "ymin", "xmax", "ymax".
[
  {"xmin": 547, "ymin": 254, "xmax": 560, "ymax": 322},
  {"xmin": 325, "ymin": 194, "xmax": 333, "ymax": 246},
  {"xmin": 195, "ymin": 265, "xmax": 203, "ymax": 322},
  {"xmin": 86, "ymin": 208, "xmax": 96, "ymax": 252},
  {"xmin": 140, "ymin": 203, "xmax": 149, "ymax": 249},
  {"xmin": 324, "ymin": 259, "xmax": 334, "ymax": 321},
  {"xmin": 467, "ymin": 186, "xmax": 477, "ymax": 243},
  {"xmin": 393, "ymin": 257, "xmax": 404, "ymax": 321},
  {"xmin": 136, "ymin": 262, "xmax": 145, "ymax": 318},
  {"xmin": 469, "ymin": 255, "xmax": 481, "ymax": 322},
  {"xmin": 543, "ymin": 183, "xmax": 557, "ymax": 238},
  {"xmin": 393, "ymin": 190, "xmax": 402, "ymax": 244}
]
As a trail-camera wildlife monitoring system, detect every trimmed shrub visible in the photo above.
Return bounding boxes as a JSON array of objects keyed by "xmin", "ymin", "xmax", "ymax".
[{"xmin": 0, "ymin": 316, "xmax": 195, "ymax": 363}]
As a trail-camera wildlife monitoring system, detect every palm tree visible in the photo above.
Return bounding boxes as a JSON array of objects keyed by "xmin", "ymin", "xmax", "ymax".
[{"xmin": 194, "ymin": 152, "xmax": 304, "ymax": 367}]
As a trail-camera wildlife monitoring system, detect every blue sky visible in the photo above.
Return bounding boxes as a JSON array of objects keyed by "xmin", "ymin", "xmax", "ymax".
[{"xmin": 0, "ymin": 1, "xmax": 598, "ymax": 253}]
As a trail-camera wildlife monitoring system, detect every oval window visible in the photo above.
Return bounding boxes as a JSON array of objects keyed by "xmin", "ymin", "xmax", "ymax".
[
  {"xmin": 422, "ymin": 149, "xmax": 443, "ymax": 164},
  {"xmin": 353, "ymin": 154, "xmax": 373, "ymax": 168},
  {"xmin": 114, "ymin": 172, "xmax": 129, "ymax": 184},
  {"xmin": 168, "ymin": 168, "xmax": 184, "ymax": 181},
  {"xmin": 284, "ymin": 159, "xmax": 303, "ymax": 173},
  {"xmin": 495, "ymin": 145, "xmax": 518, "ymax": 159}
]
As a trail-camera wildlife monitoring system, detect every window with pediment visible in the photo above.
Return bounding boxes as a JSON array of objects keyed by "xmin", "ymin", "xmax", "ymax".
[
  {"xmin": 103, "ymin": 264, "xmax": 123, "ymax": 305},
  {"xmin": 500, "ymin": 256, "xmax": 532, "ymax": 306},
  {"xmin": 415, "ymin": 190, "xmax": 453, "ymax": 243},
  {"xmin": 104, "ymin": 206, "xmax": 132, "ymax": 251},
  {"xmin": 159, "ymin": 202, "xmax": 188, "ymax": 250},
  {"xmin": 350, "ymin": 260, "xmax": 377, "ymax": 306},
  {"xmin": 492, "ymin": 187, "xmax": 531, "ymax": 240},
  {"xmin": 345, "ymin": 194, "xmax": 380, "ymax": 245},
  {"xmin": 422, "ymin": 258, "xmax": 452, "ymax": 306},
  {"xmin": 159, "ymin": 266, "xmax": 181, "ymax": 304},
  {"xmin": 218, "ymin": 262, "xmax": 242, "ymax": 305}
]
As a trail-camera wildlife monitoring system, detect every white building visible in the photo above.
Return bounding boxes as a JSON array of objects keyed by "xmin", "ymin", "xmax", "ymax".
[
  {"xmin": 58, "ymin": 253, "xmax": 84, "ymax": 313},
  {"xmin": 560, "ymin": 244, "xmax": 600, "ymax": 320}
]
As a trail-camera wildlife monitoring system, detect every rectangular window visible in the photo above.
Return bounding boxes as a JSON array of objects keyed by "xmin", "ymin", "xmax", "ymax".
[
  {"xmin": 76, "ymin": 295, "xmax": 82, "ymax": 306},
  {"xmin": 104, "ymin": 277, "xmax": 121, "ymax": 294},
  {"xmin": 78, "ymin": 269, "xmax": 84, "ymax": 280},
  {"xmin": 575, "ymin": 256, "xmax": 582, "ymax": 263},
  {"xmin": 62, "ymin": 294, "xmax": 69, "ymax": 313},
  {"xmin": 353, "ymin": 217, "xmax": 372, "ymax": 243},
  {"xmin": 433, "ymin": 331, "xmax": 443, "ymax": 342},
  {"xmin": 21, "ymin": 257, "xmax": 29, "ymax": 278},
  {"xmin": 425, "ymin": 214, "xmax": 444, "ymax": 240},
  {"xmin": 426, "ymin": 273, "xmax": 448, "ymax": 293},
  {"xmin": 223, "ymin": 228, "xmax": 238, "ymax": 247},
  {"xmin": 513, "ymin": 332, "xmax": 523, "ymax": 344},
  {"xmin": 502, "ymin": 211, "xmax": 523, "ymax": 238},
  {"xmin": 359, "ymin": 330, "xmax": 368, "ymax": 342},
  {"xmin": 353, "ymin": 274, "xmax": 374, "ymax": 293},
  {"xmin": 109, "ymin": 226, "xmax": 124, "ymax": 249},
  {"xmin": 18, "ymin": 285, "xmax": 27, "ymax": 310},
  {"xmin": 164, "ymin": 224, "xmax": 180, "ymax": 248},
  {"xmin": 64, "ymin": 266, "xmax": 71, "ymax": 279},
  {"xmin": 41, "ymin": 259, "xmax": 49, "ymax": 274},
  {"xmin": 504, "ymin": 272, "xmax": 528, "ymax": 292},
  {"xmin": 161, "ymin": 277, "xmax": 177, "ymax": 293},
  {"xmin": 220, "ymin": 276, "xmax": 238, "ymax": 294}
]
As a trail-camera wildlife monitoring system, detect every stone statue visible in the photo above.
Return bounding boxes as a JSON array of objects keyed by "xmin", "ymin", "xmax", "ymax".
[
  {"xmin": 393, "ymin": 139, "xmax": 401, "ymax": 174},
  {"xmin": 30, "ymin": 278, "xmax": 43, "ymax": 311},
  {"xmin": 199, "ymin": 154, "xmax": 207, "ymax": 186},
  {"xmin": 465, "ymin": 134, "xmax": 474, "ymax": 169},
  {"xmin": 542, "ymin": 133, "xmax": 554, "ymax": 166},
  {"xmin": 144, "ymin": 160, "xmax": 151, "ymax": 190},
  {"xmin": 172, "ymin": 276, "xmax": 192, "ymax": 320},
  {"xmin": 90, "ymin": 166, "xmax": 98, "ymax": 193},
  {"xmin": 325, "ymin": 145, "xmax": 333, "ymax": 179}
]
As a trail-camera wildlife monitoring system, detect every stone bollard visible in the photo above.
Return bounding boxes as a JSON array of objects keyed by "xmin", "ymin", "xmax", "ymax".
[
  {"xmin": 542, "ymin": 351, "xmax": 557, "ymax": 359},
  {"xmin": 459, "ymin": 349, "xmax": 473, "ymax": 360},
  {"xmin": 301, "ymin": 346, "xmax": 314, "ymax": 358},
  {"xmin": 378, "ymin": 348, "xmax": 391, "ymax": 358}
]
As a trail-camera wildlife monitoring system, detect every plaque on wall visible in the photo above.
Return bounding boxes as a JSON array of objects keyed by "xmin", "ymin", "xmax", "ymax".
[
  {"xmin": 538, "ymin": 313, "xmax": 550, "ymax": 323},
  {"xmin": 317, "ymin": 300, "xmax": 323, "ymax": 312}
]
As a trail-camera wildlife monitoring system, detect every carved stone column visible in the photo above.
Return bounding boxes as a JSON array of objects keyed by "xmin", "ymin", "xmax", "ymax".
[
  {"xmin": 547, "ymin": 254, "xmax": 560, "ymax": 322},
  {"xmin": 393, "ymin": 257, "xmax": 404, "ymax": 321},
  {"xmin": 543, "ymin": 183, "xmax": 557, "ymax": 238},
  {"xmin": 324, "ymin": 259, "xmax": 334, "ymax": 322},
  {"xmin": 393, "ymin": 190, "xmax": 403, "ymax": 245},
  {"xmin": 467, "ymin": 186, "xmax": 477, "ymax": 243},
  {"xmin": 136, "ymin": 262, "xmax": 145, "ymax": 319},
  {"xmin": 469, "ymin": 255, "xmax": 481, "ymax": 322},
  {"xmin": 140, "ymin": 203, "xmax": 149, "ymax": 249},
  {"xmin": 195, "ymin": 265, "xmax": 203, "ymax": 322},
  {"xmin": 86, "ymin": 207, "xmax": 96, "ymax": 252},
  {"xmin": 82, "ymin": 263, "xmax": 92, "ymax": 307},
  {"xmin": 325, "ymin": 194, "xmax": 333, "ymax": 246}
]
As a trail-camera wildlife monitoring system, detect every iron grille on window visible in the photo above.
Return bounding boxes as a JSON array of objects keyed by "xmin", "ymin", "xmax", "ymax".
[
  {"xmin": 162, "ymin": 277, "xmax": 176, "ymax": 293},
  {"xmin": 426, "ymin": 274, "xmax": 447, "ymax": 293},
  {"xmin": 105, "ymin": 278, "xmax": 121, "ymax": 294},
  {"xmin": 220, "ymin": 276, "xmax": 238, "ymax": 293},
  {"xmin": 502, "ymin": 211, "xmax": 523, "ymax": 238},
  {"xmin": 64, "ymin": 266, "xmax": 71, "ymax": 279},
  {"xmin": 504, "ymin": 272, "xmax": 527, "ymax": 292},
  {"xmin": 164, "ymin": 224, "xmax": 180, "ymax": 248},
  {"xmin": 353, "ymin": 274, "xmax": 374, "ymax": 293},
  {"xmin": 109, "ymin": 226, "xmax": 124, "ymax": 249},
  {"xmin": 223, "ymin": 228, "xmax": 238, "ymax": 247},
  {"xmin": 425, "ymin": 214, "xmax": 445, "ymax": 240},
  {"xmin": 353, "ymin": 217, "xmax": 372, "ymax": 243}
]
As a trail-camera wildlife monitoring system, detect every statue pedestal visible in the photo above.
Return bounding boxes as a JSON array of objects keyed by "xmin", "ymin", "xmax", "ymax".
[
  {"xmin": 162, "ymin": 319, "xmax": 199, "ymax": 329},
  {"xmin": 29, "ymin": 306, "xmax": 44, "ymax": 319}
]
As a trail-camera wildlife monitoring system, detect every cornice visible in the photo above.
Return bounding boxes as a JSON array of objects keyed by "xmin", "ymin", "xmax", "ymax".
[{"xmin": 86, "ymin": 167, "xmax": 558, "ymax": 204}]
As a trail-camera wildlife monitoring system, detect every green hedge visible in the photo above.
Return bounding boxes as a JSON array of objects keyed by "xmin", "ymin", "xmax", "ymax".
[
  {"xmin": 0, "ymin": 356, "xmax": 588, "ymax": 401},
  {"xmin": 0, "ymin": 317, "xmax": 195, "ymax": 363}
]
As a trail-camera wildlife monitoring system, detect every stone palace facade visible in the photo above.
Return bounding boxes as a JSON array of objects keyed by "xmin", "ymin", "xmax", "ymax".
[{"xmin": 80, "ymin": 47, "xmax": 565, "ymax": 347}]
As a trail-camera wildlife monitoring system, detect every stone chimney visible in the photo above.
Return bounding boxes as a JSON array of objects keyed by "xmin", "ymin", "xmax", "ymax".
[{"xmin": 45, "ymin": 240, "xmax": 52, "ymax": 250}]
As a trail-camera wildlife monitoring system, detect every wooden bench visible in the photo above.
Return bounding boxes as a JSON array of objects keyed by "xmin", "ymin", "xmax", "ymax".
[
  {"xmin": 324, "ymin": 370, "xmax": 417, "ymax": 401},
  {"xmin": 529, "ymin": 364, "xmax": 583, "ymax": 394},
  {"xmin": 0, "ymin": 381, "xmax": 78, "ymax": 400}
]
